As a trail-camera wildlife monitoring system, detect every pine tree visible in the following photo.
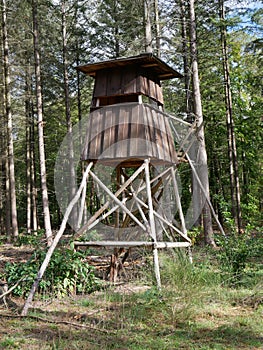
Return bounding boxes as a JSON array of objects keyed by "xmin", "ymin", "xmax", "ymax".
[
  {"xmin": 32, "ymin": 0, "xmax": 53, "ymax": 246},
  {"xmin": 1, "ymin": 0, "xmax": 19, "ymax": 240},
  {"xmin": 189, "ymin": 0, "xmax": 215, "ymax": 246}
]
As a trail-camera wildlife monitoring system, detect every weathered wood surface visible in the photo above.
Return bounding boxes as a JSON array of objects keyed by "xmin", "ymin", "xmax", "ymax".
[
  {"xmin": 93, "ymin": 68, "xmax": 163, "ymax": 105},
  {"xmin": 74, "ymin": 163, "xmax": 147, "ymax": 239},
  {"xmin": 74, "ymin": 241, "xmax": 191, "ymax": 248},
  {"xmin": 81, "ymin": 102, "xmax": 178, "ymax": 165},
  {"xmin": 21, "ymin": 163, "xmax": 93, "ymax": 316},
  {"xmin": 76, "ymin": 53, "xmax": 182, "ymax": 80}
]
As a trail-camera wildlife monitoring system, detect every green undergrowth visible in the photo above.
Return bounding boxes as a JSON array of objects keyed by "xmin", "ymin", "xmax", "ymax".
[
  {"xmin": 0, "ymin": 234, "xmax": 262, "ymax": 349},
  {"xmin": 1, "ymin": 246, "xmax": 100, "ymax": 298}
]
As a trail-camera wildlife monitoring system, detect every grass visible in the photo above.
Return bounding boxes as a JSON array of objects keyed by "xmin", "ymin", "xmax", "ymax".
[{"xmin": 0, "ymin": 240, "xmax": 262, "ymax": 349}]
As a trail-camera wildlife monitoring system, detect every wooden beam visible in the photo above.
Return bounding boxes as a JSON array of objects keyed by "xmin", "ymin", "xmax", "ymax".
[
  {"xmin": 21, "ymin": 163, "xmax": 93, "ymax": 316},
  {"xmin": 131, "ymin": 189, "xmax": 191, "ymax": 243},
  {"xmin": 171, "ymin": 167, "xmax": 193, "ymax": 262},
  {"xmin": 87, "ymin": 200, "xmax": 127, "ymax": 232},
  {"xmin": 135, "ymin": 166, "xmax": 171, "ymax": 200},
  {"xmin": 74, "ymin": 162, "xmax": 146, "ymax": 238},
  {"xmin": 145, "ymin": 159, "xmax": 161, "ymax": 289},
  {"xmin": 73, "ymin": 241, "xmax": 191, "ymax": 248},
  {"xmin": 187, "ymin": 155, "xmax": 226, "ymax": 237},
  {"xmin": 76, "ymin": 179, "xmax": 87, "ymax": 229},
  {"xmin": 89, "ymin": 170, "xmax": 147, "ymax": 232},
  {"xmin": 170, "ymin": 167, "xmax": 187, "ymax": 234}
]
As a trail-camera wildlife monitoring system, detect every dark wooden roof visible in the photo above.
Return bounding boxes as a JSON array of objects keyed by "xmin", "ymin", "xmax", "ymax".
[
  {"xmin": 81, "ymin": 102, "xmax": 178, "ymax": 166},
  {"xmin": 76, "ymin": 53, "xmax": 183, "ymax": 80}
]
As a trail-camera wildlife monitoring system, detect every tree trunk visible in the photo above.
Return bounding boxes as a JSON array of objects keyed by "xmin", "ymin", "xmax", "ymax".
[
  {"xmin": 25, "ymin": 64, "xmax": 32, "ymax": 234},
  {"xmin": 26, "ymin": 111, "xmax": 32, "ymax": 234},
  {"xmin": 61, "ymin": 0, "xmax": 78, "ymax": 230},
  {"xmin": 1, "ymin": 87, "xmax": 11, "ymax": 239},
  {"xmin": 179, "ymin": 0, "xmax": 193, "ymax": 122},
  {"xmin": 179, "ymin": 0, "xmax": 201, "ymax": 228},
  {"xmin": 75, "ymin": 38, "xmax": 88, "ymax": 225},
  {"xmin": 30, "ymin": 105, "xmax": 38, "ymax": 232},
  {"xmin": 144, "ymin": 0, "xmax": 153, "ymax": 53},
  {"xmin": 0, "ymin": 122, "xmax": 4, "ymax": 234},
  {"xmin": 154, "ymin": 0, "xmax": 160, "ymax": 57},
  {"xmin": 4, "ymin": 148, "xmax": 11, "ymax": 240},
  {"xmin": 32, "ymin": 0, "xmax": 52, "ymax": 245},
  {"xmin": 189, "ymin": 0, "xmax": 215, "ymax": 246},
  {"xmin": 113, "ymin": 0, "xmax": 120, "ymax": 57},
  {"xmin": 1, "ymin": 0, "xmax": 18, "ymax": 240},
  {"xmin": 219, "ymin": 0, "xmax": 242, "ymax": 233},
  {"xmin": 0, "ymin": 64, "xmax": 6, "ymax": 235}
]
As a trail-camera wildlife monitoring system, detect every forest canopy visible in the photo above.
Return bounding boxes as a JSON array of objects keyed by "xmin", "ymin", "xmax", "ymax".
[{"xmin": 0, "ymin": 0, "xmax": 262, "ymax": 243}]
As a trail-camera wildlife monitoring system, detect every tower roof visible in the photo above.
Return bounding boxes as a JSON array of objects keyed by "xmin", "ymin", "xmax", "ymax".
[{"xmin": 76, "ymin": 53, "xmax": 183, "ymax": 80}]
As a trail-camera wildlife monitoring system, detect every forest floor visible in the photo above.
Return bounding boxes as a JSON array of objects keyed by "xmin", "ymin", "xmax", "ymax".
[{"xmin": 0, "ymin": 242, "xmax": 262, "ymax": 350}]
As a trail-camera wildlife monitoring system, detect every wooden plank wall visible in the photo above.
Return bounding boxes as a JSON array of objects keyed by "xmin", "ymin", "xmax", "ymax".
[
  {"xmin": 81, "ymin": 103, "xmax": 177, "ymax": 165},
  {"xmin": 93, "ymin": 68, "xmax": 163, "ymax": 105}
]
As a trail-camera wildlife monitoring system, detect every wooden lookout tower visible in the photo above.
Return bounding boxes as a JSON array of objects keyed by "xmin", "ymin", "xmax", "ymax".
[
  {"xmin": 21, "ymin": 53, "xmax": 227, "ymax": 316},
  {"xmin": 74, "ymin": 53, "xmax": 192, "ymax": 287}
]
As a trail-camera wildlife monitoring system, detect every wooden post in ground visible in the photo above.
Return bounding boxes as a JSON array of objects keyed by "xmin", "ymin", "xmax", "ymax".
[
  {"xmin": 145, "ymin": 159, "xmax": 161, "ymax": 289},
  {"xmin": 109, "ymin": 248, "xmax": 119, "ymax": 282},
  {"xmin": 109, "ymin": 166, "xmax": 121, "ymax": 283},
  {"xmin": 171, "ymin": 166, "xmax": 193, "ymax": 263}
]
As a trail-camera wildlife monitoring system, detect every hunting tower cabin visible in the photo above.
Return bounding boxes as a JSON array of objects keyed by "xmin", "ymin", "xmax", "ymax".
[
  {"xmin": 73, "ymin": 54, "xmax": 190, "ymax": 286},
  {"xmin": 76, "ymin": 53, "xmax": 183, "ymax": 167}
]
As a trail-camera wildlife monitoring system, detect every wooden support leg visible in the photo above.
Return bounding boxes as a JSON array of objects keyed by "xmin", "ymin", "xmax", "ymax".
[
  {"xmin": 21, "ymin": 162, "xmax": 93, "ymax": 316},
  {"xmin": 76, "ymin": 180, "xmax": 87, "ymax": 229},
  {"xmin": 171, "ymin": 166, "xmax": 193, "ymax": 263},
  {"xmin": 117, "ymin": 248, "xmax": 130, "ymax": 279},
  {"xmin": 109, "ymin": 248, "xmax": 119, "ymax": 282},
  {"xmin": 109, "ymin": 248, "xmax": 130, "ymax": 282},
  {"xmin": 145, "ymin": 159, "xmax": 161, "ymax": 290}
]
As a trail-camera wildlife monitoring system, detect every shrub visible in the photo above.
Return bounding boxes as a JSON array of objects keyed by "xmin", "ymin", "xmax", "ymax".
[
  {"xmin": 215, "ymin": 234, "xmax": 262, "ymax": 286},
  {"xmin": 15, "ymin": 230, "xmax": 45, "ymax": 247},
  {"xmin": 3, "ymin": 247, "xmax": 99, "ymax": 298}
]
